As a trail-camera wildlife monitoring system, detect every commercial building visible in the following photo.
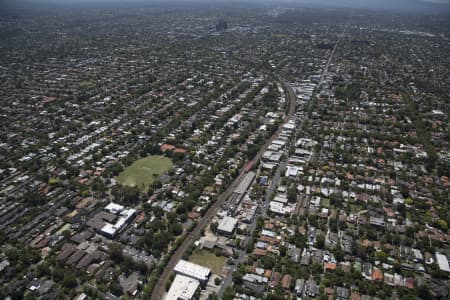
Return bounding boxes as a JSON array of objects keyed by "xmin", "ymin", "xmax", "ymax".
[
  {"xmin": 87, "ymin": 202, "xmax": 137, "ymax": 238},
  {"xmin": 217, "ymin": 216, "xmax": 238, "ymax": 236},
  {"xmin": 235, "ymin": 171, "xmax": 256, "ymax": 194},
  {"xmin": 174, "ymin": 260, "xmax": 211, "ymax": 285},
  {"xmin": 226, "ymin": 171, "xmax": 256, "ymax": 212},
  {"xmin": 165, "ymin": 274, "xmax": 200, "ymax": 300}
]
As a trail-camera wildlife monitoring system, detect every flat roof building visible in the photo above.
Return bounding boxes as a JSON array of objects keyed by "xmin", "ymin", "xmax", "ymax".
[
  {"xmin": 174, "ymin": 260, "xmax": 211, "ymax": 285},
  {"xmin": 226, "ymin": 171, "xmax": 256, "ymax": 213},
  {"xmin": 87, "ymin": 202, "xmax": 137, "ymax": 238},
  {"xmin": 235, "ymin": 171, "xmax": 256, "ymax": 194},
  {"xmin": 435, "ymin": 252, "xmax": 450, "ymax": 273},
  {"xmin": 165, "ymin": 274, "xmax": 200, "ymax": 300},
  {"xmin": 217, "ymin": 216, "xmax": 238, "ymax": 236},
  {"xmin": 104, "ymin": 202, "xmax": 124, "ymax": 214}
]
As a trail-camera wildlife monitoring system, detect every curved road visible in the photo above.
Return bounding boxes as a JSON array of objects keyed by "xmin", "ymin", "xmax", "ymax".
[{"xmin": 150, "ymin": 81, "xmax": 297, "ymax": 300}]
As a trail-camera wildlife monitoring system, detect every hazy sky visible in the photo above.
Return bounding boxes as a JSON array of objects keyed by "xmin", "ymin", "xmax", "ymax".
[{"xmin": 1, "ymin": 0, "xmax": 449, "ymax": 14}]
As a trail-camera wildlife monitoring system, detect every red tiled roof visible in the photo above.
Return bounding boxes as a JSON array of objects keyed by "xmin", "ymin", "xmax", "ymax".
[
  {"xmin": 259, "ymin": 236, "xmax": 278, "ymax": 244},
  {"xmin": 252, "ymin": 248, "xmax": 267, "ymax": 256},
  {"xmin": 187, "ymin": 212, "xmax": 200, "ymax": 219},
  {"xmin": 351, "ymin": 292, "xmax": 361, "ymax": 300},
  {"xmin": 174, "ymin": 148, "xmax": 188, "ymax": 153},
  {"xmin": 324, "ymin": 262, "xmax": 337, "ymax": 271},
  {"xmin": 405, "ymin": 277, "xmax": 414, "ymax": 289},
  {"xmin": 372, "ymin": 268, "xmax": 383, "ymax": 281},
  {"xmin": 271, "ymin": 272, "xmax": 281, "ymax": 286},
  {"xmin": 160, "ymin": 144, "xmax": 175, "ymax": 151},
  {"xmin": 281, "ymin": 274, "xmax": 292, "ymax": 289}
]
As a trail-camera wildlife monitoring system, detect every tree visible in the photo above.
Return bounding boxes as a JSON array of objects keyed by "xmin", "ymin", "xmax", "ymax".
[
  {"xmin": 184, "ymin": 199, "xmax": 197, "ymax": 211},
  {"xmin": 165, "ymin": 280, "xmax": 172, "ymax": 292},
  {"xmin": 24, "ymin": 292, "xmax": 36, "ymax": 300},
  {"xmin": 316, "ymin": 234, "xmax": 325, "ymax": 248},
  {"xmin": 222, "ymin": 287, "xmax": 235, "ymax": 300},
  {"xmin": 153, "ymin": 206, "xmax": 165, "ymax": 218},
  {"xmin": 109, "ymin": 242, "xmax": 124, "ymax": 262},
  {"xmin": 121, "ymin": 255, "xmax": 135, "ymax": 275},
  {"xmin": 267, "ymin": 284, "xmax": 285, "ymax": 300},
  {"xmin": 23, "ymin": 191, "xmax": 45, "ymax": 207},
  {"xmin": 111, "ymin": 163, "xmax": 123, "ymax": 176},
  {"xmin": 62, "ymin": 272, "xmax": 77, "ymax": 289},
  {"xmin": 210, "ymin": 222, "xmax": 218, "ymax": 233},
  {"xmin": 170, "ymin": 223, "xmax": 183, "ymax": 236},
  {"xmin": 232, "ymin": 270, "xmax": 243, "ymax": 285},
  {"xmin": 136, "ymin": 261, "xmax": 150, "ymax": 275},
  {"xmin": 214, "ymin": 277, "xmax": 222, "ymax": 286},
  {"xmin": 287, "ymin": 187, "xmax": 297, "ymax": 203},
  {"xmin": 0, "ymin": 230, "xmax": 6, "ymax": 244},
  {"xmin": 110, "ymin": 282, "xmax": 123, "ymax": 296},
  {"xmin": 376, "ymin": 251, "xmax": 388, "ymax": 263},
  {"xmin": 261, "ymin": 256, "xmax": 276, "ymax": 269},
  {"xmin": 52, "ymin": 265, "xmax": 65, "ymax": 282},
  {"xmin": 37, "ymin": 262, "xmax": 51, "ymax": 277},
  {"xmin": 62, "ymin": 229, "xmax": 71, "ymax": 239},
  {"xmin": 123, "ymin": 186, "xmax": 141, "ymax": 204},
  {"xmin": 208, "ymin": 292, "xmax": 219, "ymax": 300},
  {"xmin": 437, "ymin": 219, "xmax": 448, "ymax": 232},
  {"xmin": 417, "ymin": 285, "xmax": 431, "ymax": 299}
]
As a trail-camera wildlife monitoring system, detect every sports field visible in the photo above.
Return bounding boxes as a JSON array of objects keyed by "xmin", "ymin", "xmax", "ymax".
[{"xmin": 115, "ymin": 155, "xmax": 173, "ymax": 191}]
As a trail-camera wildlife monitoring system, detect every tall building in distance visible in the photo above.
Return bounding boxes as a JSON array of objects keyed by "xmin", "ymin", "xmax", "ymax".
[{"xmin": 215, "ymin": 19, "xmax": 228, "ymax": 31}]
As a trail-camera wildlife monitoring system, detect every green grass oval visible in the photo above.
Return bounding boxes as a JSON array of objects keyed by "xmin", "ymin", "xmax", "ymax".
[{"xmin": 115, "ymin": 155, "xmax": 173, "ymax": 192}]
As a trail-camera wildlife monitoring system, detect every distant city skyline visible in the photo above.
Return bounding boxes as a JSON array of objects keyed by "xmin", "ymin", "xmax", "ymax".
[{"xmin": 1, "ymin": 0, "xmax": 450, "ymax": 14}]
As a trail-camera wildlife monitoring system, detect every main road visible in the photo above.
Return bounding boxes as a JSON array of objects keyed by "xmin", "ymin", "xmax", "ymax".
[
  {"xmin": 150, "ymin": 81, "xmax": 297, "ymax": 300},
  {"xmin": 318, "ymin": 16, "xmax": 350, "ymax": 86}
]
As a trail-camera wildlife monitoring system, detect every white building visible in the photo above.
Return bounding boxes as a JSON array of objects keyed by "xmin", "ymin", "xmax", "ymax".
[
  {"xmin": 217, "ymin": 216, "xmax": 238, "ymax": 236},
  {"xmin": 100, "ymin": 202, "xmax": 137, "ymax": 238},
  {"xmin": 174, "ymin": 260, "xmax": 211, "ymax": 285},
  {"xmin": 269, "ymin": 201, "xmax": 295, "ymax": 215},
  {"xmin": 435, "ymin": 252, "xmax": 450, "ymax": 273},
  {"xmin": 165, "ymin": 274, "xmax": 200, "ymax": 300},
  {"xmin": 243, "ymin": 273, "xmax": 268, "ymax": 284},
  {"xmin": 286, "ymin": 165, "xmax": 302, "ymax": 177}
]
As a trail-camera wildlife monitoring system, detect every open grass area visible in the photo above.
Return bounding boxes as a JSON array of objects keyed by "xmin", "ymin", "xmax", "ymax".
[
  {"xmin": 115, "ymin": 155, "xmax": 173, "ymax": 192},
  {"xmin": 321, "ymin": 198, "xmax": 330, "ymax": 208},
  {"xmin": 189, "ymin": 249, "xmax": 227, "ymax": 275},
  {"xmin": 56, "ymin": 223, "xmax": 71, "ymax": 235}
]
